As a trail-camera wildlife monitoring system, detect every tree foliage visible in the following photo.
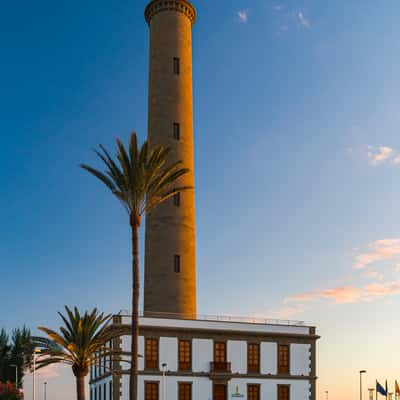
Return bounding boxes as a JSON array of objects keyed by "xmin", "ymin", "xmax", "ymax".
[
  {"xmin": 0, "ymin": 327, "xmax": 33, "ymax": 388},
  {"xmin": 80, "ymin": 132, "xmax": 191, "ymax": 400},
  {"xmin": 0, "ymin": 382, "xmax": 23, "ymax": 400},
  {"xmin": 32, "ymin": 306, "xmax": 126, "ymax": 400}
]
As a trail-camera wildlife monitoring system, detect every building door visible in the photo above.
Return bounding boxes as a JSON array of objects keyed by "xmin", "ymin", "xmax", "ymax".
[{"xmin": 213, "ymin": 384, "xmax": 227, "ymax": 400}]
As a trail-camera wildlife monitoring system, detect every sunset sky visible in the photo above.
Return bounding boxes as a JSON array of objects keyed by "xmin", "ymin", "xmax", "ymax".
[{"xmin": 2, "ymin": 0, "xmax": 400, "ymax": 399}]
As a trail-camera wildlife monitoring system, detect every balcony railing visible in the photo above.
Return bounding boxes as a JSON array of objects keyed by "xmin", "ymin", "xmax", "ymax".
[{"xmin": 210, "ymin": 361, "xmax": 231, "ymax": 373}]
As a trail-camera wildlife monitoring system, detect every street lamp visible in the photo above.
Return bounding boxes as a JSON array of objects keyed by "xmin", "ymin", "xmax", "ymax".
[
  {"xmin": 33, "ymin": 349, "xmax": 41, "ymax": 400},
  {"xmin": 360, "ymin": 370, "xmax": 367, "ymax": 400},
  {"xmin": 44, "ymin": 382, "xmax": 47, "ymax": 400},
  {"xmin": 368, "ymin": 388, "xmax": 375, "ymax": 400},
  {"xmin": 10, "ymin": 364, "xmax": 18, "ymax": 389},
  {"xmin": 161, "ymin": 363, "xmax": 167, "ymax": 400}
]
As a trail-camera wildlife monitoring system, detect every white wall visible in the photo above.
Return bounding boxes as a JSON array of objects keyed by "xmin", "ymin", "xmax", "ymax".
[
  {"xmin": 192, "ymin": 339, "xmax": 213, "ymax": 372},
  {"xmin": 261, "ymin": 342, "xmax": 277, "ymax": 374},
  {"xmin": 160, "ymin": 337, "xmax": 178, "ymax": 371},
  {"xmin": 291, "ymin": 344, "xmax": 311, "ymax": 376},
  {"xmin": 228, "ymin": 340, "xmax": 247, "ymax": 373}
]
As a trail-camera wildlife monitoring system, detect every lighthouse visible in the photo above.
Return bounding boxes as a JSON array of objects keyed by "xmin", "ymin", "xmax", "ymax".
[{"xmin": 143, "ymin": 0, "xmax": 197, "ymax": 319}]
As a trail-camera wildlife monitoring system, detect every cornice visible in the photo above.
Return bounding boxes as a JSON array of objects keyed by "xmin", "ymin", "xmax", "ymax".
[{"xmin": 145, "ymin": 0, "xmax": 197, "ymax": 26}]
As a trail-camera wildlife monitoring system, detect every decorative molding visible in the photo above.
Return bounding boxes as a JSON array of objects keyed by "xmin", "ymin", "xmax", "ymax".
[{"xmin": 145, "ymin": 0, "xmax": 197, "ymax": 25}]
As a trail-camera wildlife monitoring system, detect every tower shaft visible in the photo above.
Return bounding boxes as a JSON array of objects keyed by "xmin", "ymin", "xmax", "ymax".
[{"xmin": 144, "ymin": 0, "xmax": 197, "ymax": 319}]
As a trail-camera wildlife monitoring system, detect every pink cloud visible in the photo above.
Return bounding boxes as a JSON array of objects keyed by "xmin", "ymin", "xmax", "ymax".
[
  {"xmin": 367, "ymin": 146, "xmax": 394, "ymax": 166},
  {"xmin": 363, "ymin": 270, "xmax": 384, "ymax": 281},
  {"xmin": 354, "ymin": 239, "xmax": 400, "ymax": 269},
  {"xmin": 320, "ymin": 286, "xmax": 361, "ymax": 303}
]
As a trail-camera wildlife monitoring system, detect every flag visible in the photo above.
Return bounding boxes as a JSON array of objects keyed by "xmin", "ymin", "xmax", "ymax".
[
  {"xmin": 395, "ymin": 381, "xmax": 400, "ymax": 395},
  {"xmin": 377, "ymin": 381, "xmax": 387, "ymax": 396}
]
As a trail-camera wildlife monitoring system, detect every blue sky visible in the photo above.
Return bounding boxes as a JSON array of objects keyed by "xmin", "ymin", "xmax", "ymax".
[{"xmin": 2, "ymin": 0, "xmax": 400, "ymax": 399}]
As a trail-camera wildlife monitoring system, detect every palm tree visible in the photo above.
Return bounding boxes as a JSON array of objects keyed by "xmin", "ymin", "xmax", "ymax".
[
  {"xmin": 33, "ymin": 306, "xmax": 125, "ymax": 400},
  {"xmin": 80, "ymin": 133, "xmax": 190, "ymax": 400}
]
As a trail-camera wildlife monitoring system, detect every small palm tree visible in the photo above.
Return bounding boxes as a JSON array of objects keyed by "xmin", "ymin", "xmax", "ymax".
[
  {"xmin": 80, "ymin": 133, "xmax": 190, "ymax": 400},
  {"xmin": 33, "ymin": 307, "xmax": 125, "ymax": 400}
]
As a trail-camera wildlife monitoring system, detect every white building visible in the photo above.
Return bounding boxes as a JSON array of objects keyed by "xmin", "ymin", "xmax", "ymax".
[{"xmin": 90, "ymin": 314, "xmax": 318, "ymax": 400}]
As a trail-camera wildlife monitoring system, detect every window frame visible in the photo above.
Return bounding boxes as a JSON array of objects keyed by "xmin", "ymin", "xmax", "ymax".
[
  {"xmin": 178, "ymin": 382, "xmax": 192, "ymax": 400},
  {"xmin": 214, "ymin": 341, "xmax": 227, "ymax": 363},
  {"xmin": 278, "ymin": 344, "xmax": 290, "ymax": 374},
  {"xmin": 247, "ymin": 343, "xmax": 260, "ymax": 373},
  {"xmin": 174, "ymin": 254, "xmax": 181, "ymax": 273},
  {"xmin": 145, "ymin": 381, "xmax": 159, "ymax": 400},
  {"xmin": 173, "ymin": 57, "xmax": 180, "ymax": 75},
  {"xmin": 145, "ymin": 338, "xmax": 159, "ymax": 370},
  {"xmin": 173, "ymin": 192, "xmax": 181, "ymax": 207},
  {"xmin": 173, "ymin": 122, "xmax": 180, "ymax": 140},
  {"xmin": 277, "ymin": 384, "xmax": 290, "ymax": 400},
  {"xmin": 178, "ymin": 339, "xmax": 192, "ymax": 371},
  {"xmin": 247, "ymin": 384, "xmax": 261, "ymax": 400}
]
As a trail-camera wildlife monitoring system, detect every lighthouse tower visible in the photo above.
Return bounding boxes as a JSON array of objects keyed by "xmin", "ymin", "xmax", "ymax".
[{"xmin": 144, "ymin": 0, "xmax": 197, "ymax": 319}]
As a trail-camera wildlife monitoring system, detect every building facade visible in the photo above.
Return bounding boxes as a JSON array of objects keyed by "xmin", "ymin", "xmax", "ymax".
[{"xmin": 90, "ymin": 315, "xmax": 318, "ymax": 400}]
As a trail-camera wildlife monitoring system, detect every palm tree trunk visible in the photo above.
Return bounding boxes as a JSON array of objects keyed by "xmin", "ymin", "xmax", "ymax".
[
  {"xmin": 76, "ymin": 374, "xmax": 86, "ymax": 400},
  {"xmin": 130, "ymin": 214, "xmax": 140, "ymax": 400}
]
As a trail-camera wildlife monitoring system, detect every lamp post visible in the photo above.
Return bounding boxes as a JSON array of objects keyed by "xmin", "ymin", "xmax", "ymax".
[
  {"xmin": 33, "ymin": 349, "xmax": 41, "ymax": 400},
  {"xmin": 44, "ymin": 382, "xmax": 47, "ymax": 400},
  {"xmin": 161, "ymin": 363, "xmax": 167, "ymax": 400},
  {"xmin": 10, "ymin": 364, "xmax": 18, "ymax": 389},
  {"xmin": 360, "ymin": 370, "xmax": 367, "ymax": 400},
  {"xmin": 368, "ymin": 388, "xmax": 375, "ymax": 400}
]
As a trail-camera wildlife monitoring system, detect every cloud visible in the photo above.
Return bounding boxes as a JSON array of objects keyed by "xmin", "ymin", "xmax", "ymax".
[
  {"xmin": 321, "ymin": 286, "xmax": 361, "ymax": 303},
  {"xmin": 286, "ymin": 279, "xmax": 400, "ymax": 306},
  {"xmin": 237, "ymin": 10, "xmax": 249, "ymax": 23},
  {"xmin": 287, "ymin": 286, "xmax": 361, "ymax": 304},
  {"xmin": 354, "ymin": 239, "xmax": 400, "ymax": 269},
  {"xmin": 367, "ymin": 146, "xmax": 394, "ymax": 166},
  {"xmin": 393, "ymin": 155, "xmax": 400, "ymax": 165},
  {"xmin": 297, "ymin": 12, "xmax": 311, "ymax": 29},
  {"xmin": 363, "ymin": 270, "xmax": 384, "ymax": 281}
]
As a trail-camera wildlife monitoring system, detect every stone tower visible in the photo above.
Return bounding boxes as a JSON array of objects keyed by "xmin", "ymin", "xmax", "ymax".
[{"xmin": 144, "ymin": 0, "xmax": 197, "ymax": 319}]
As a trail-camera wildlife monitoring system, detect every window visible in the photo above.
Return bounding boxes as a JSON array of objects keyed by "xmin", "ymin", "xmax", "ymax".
[
  {"xmin": 109, "ymin": 381, "xmax": 113, "ymax": 400},
  {"xmin": 145, "ymin": 338, "xmax": 159, "ymax": 369},
  {"xmin": 173, "ymin": 57, "xmax": 180, "ymax": 75},
  {"xmin": 278, "ymin": 385, "xmax": 290, "ymax": 400},
  {"xmin": 248, "ymin": 385, "xmax": 260, "ymax": 400},
  {"xmin": 178, "ymin": 340, "xmax": 191, "ymax": 370},
  {"xmin": 214, "ymin": 342, "xmax": 226, "ymax": 363},
  {"xmin": 278, "ymin": 344, "xmax": 290, "ymax": 374},
  {"xmin": 248, "ymin": 343, "xmax": 260, "ymax": 373},
  {"xmin": 213, "ymin": 384, "xmax": 227, "ymax": 400},
  {"xmin": 103, "ymin": 383, "xmax": 106, "ymax": 400},
  {"xmin": 178, "ymin": 383, "xmax": 192, "ymax": 400},
  {"xmin": 99, "ymin": 385, "xmax": 102, "ymax": 400},
  {"xmin": 95, "ymin": 387, "xmax": 98, "ymax": 400},
  {"xmin": 174, "ymin": 255, "xmax": 181, "ymax": 273},
  {"xmin": 145, "ymin": 382, "xmax": 159, "ymax": 400},
  {"xmin": 90, "ymin": 389, "xmax": 93, "ymax": 400},
  {"xmin": 173, "ymin": 192, "xmax": 181, "ymax": 207},
  {"xmin": 173, "ymin": 122, "xmax": 180, "ymax": 140}
]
